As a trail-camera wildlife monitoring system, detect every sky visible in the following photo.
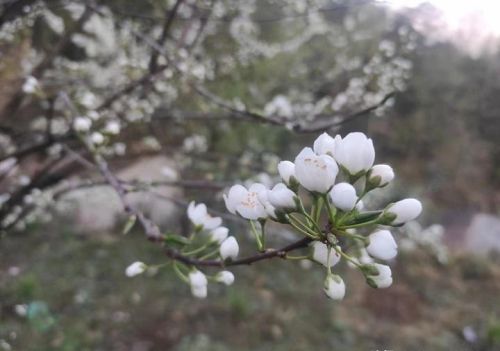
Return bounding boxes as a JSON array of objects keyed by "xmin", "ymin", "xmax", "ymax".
[{"xmin": 386, "ymin": 0, "xmax": 500, "ymax": 35}]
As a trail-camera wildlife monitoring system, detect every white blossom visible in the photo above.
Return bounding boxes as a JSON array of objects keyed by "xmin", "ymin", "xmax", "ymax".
[
  {"xmin": 324, "ymin": 274, "xmax": 346, "ymax": 300},
  {"xmin": 90, "ymin": 132, "xmax": 104, "ymax": 145},
  {"xmin": 215, "ymin": 271, "xmax": 235, "ymax": 285},
  {"xmin": 73, "ymin": 116, "xmax": 92, "ymax": 132},
  {"xmin": 189, "ymin": 270, "xmax": 208, "ymax": 299},
  {"xmin": 329, "ymin": 182, "xmax": 358, "ymax": 211},
  {"xmin": 313, "ymin": 132, "xmax": 342, "ymax": 157},
  {"xmin": 104, "ymin": 120, "xmax": 121, "ymax": 134},
  {"xmin": 368, "ymin": 164, "xmax": 394, "ymax": 187},
  {"xmin": 267, "ymin": 183, "xmax": 296, "ymax": 210},
  {"xmin": 366, "ymin": 263, "xmax": 393, "ymax": 288},
  {"xmin": 220, "ymin": 237, "xmax": 239, "ymax": 260},
  {"xmin": 187, "ymin": 201, "xmax": 222, "ymax": 230},
  {"xmin": 294, "ymin": 147, "xmax": 338, "ymax": 193},
  {"xmin": 386, "ymin": 198, "xmax": 422, "ymax": 225},
  {"xmin": 209, "ymin": 226, "xmax": 229, "ymax": 244},
  {"xmin": 311, "ymin": 241, "xmax": 340, "ymax": 267},
  {"xmin": 224, "ymin": 183, "xmax": 267, "ymax": 220},
  {"xmin": 366, "ymin": 230, "xmax": 398, "ymax": 260},
  {"xmin": 335, "ymin": 132, "xmax": 375, "ymax": 174},
  {"xmin": 125, "ymin": 261, "xmax": 147, "ymax": 277},
  {"xmin": 22, "ymin": 76, "xmax": 39, "ymax": 94}
]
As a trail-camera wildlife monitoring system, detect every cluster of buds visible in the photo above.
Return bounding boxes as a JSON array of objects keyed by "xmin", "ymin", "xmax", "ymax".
[
  {"xmin": 224, "ymin": 132, "xmax": 422, "ymax": 300},
  {"xmin": 126, "ymin": 201, "xmax": 238, "ymax": 299}
]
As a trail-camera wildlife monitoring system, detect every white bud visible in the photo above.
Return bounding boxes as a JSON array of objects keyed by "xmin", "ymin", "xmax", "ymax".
[
  {"xmin": 125, "ymin": 261, "xmax": 147, "ymax": 277},
  {"xmin": 311, "ymin": 241, "xmax": 340, "ymax": 267},
  {"xmin": 223, "ymin": 183, "xmax": 267, "ymax": 220},
  {"xmin": 366, "ymin": 230, "xmax": 398, "ymax": 260},
  {"xmin": 189, "ymin": 270, "xmax": 208, "ymax": 299},
  {"xmin": 369, "ymin": 164, "xmax": 394, "ymax": 187},
  {"xmin": 329, "ymin": 182, "xmax": 358, "ymax": 211},
  {"xmin": 73, "ymin": 116, "xmax": 92, "ymax": 132},
  {"xmin": 324, "ymin": 274, "xmax": 346, "ymax": 300},
  {"xmin": 215, "ymin": 271, "xmax": 235, "ymax": 285},
  {"xmin": 294, "ymin": 147, "xmax": 338, "ymax": 193},
  {"xmin": 367, "ymin": 263, "xmax": 393, "ymax": 288},
  {"xmin": 386, "ymin": 198, "xmax": 422, "ymax": 224},
  {"xmin": 313, "ymin": 132, "xmax": 342, "ymax": 157},
  {"xmin": 335, "ymin": 132, "xmax": 375, "ymax": 174},
  {"xmin": 90, "ymin": 132, "xmax": 104, "ymax": 145},
  {"xmin": 267, "ymin": 183, "xmax": 296, "ymax": 210},
  {"xmin": 209, "ymin": 226, "xmax": 229, "ymax": 244},
  {"xmin": 220, "ymin": 237, "xmax": 239, "ymax": 260},
  {"xmin": 277, "ymin": 160, "xmax": 295, "ymax": 186}
]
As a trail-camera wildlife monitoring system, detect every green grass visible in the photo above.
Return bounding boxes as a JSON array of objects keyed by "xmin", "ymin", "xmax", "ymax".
[{"xmin": 1, "ymin": 224, "xmax": 499, "ymax": 350}]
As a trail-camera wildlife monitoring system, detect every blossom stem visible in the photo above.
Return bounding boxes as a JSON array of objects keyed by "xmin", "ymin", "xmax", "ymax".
[
  {"xmin": 333, "ymin": 246, "xmax": 362, "ymax": 268},
  {"xmin": 340, "ymin": 218, "xmax": 379, "ymax": 229},
  {"xmin": 199, "ymin": 248, "xmax": 220, "ymax": 260},
  {"xmin": 285, "ymin": 254, "xmax": 310, "ymax": 260},
  {"xmin": 288, "ymin": 214, "xmax": 320, "ymax": 239},
  {"xmin": 173, "ymin": 262, "xmax": 189, "ymax": 283},
  {"xmin": 250, "ymin": 220, "xmax": 264, "ymax": 251},
  {"xmin": 182, "ymin": 242, "xmax": 212, "ymax": 256},
  {"xmin": 297, "ymin": 201, "xmax": 323, "ymax": 234},
  {"xmin": 326, "ymin": 245, "xmax": 332, "ymax": 277},
  {"xmin": 322, "ymin": 194, "xmax": 336, "ymax": 224}
]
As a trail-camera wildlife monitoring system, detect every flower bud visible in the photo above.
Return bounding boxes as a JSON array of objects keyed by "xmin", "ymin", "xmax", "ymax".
[
  {"xmin": 313, "ymin": 132, "xmax": 342, "ymax": 157},
  {"xmin": 311, "ymin": 241, "xmax": 340, "ymax": 267},
  {"xmin": 366, "ymin": 230, "xmax": 397, "ymax": 260},
  {"xmin": 267, "ymin": 183, "xmax": 297, "ymax": 210},
  {"xmin": 385, "ymin": 198, "xmax": 422, "ymax": 225},
  {"xmin": 365, "ymin": 263, "xmax": 393, "ymax": 288},
  {"xmin": 368, "ymin": 164, "xmax": 394, "ymax": 187},
  {"xmin": 220, "ymin": 237, "xmax": 239, "ymax": 260},
  {"xmin": 189, "ymin": 270, "xmax": 208, "ymax": 299},
  {"xmin": 329, "ymin": 182, "xmax": 358, "ymax": 211},
  {"xmin": 209, "ymin": 227, "xmax": 229, "ymax": 244},
  {"xmin": 335, "ymin": 132, "xmax": 375, "ymax": 175},
  {"xmin": 215, "ymin": 271, "xmax": 235, "ymax": 286},
  {"xmin": 294, "ymin": 147, "xmax": 338, "ymax": 193},
  {"xmin": 324, "ymin": 274, "xmax": 346, "ymax": 300},
  {"xmin": 278, "ymin": 161, "xmax": 296, "ymax": 186},
  {"xmin": 125, "ymin": 261, "xmax": 147, "ymax": 277}
]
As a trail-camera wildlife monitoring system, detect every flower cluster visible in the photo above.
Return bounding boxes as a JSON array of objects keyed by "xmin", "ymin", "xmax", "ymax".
[{"xmin": 224, "ymin": 132, "xmax": 422, "ymax": 300}]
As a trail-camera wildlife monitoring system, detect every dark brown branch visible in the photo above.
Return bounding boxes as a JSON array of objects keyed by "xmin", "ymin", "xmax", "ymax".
[
  {"xmin": 166, "ymin": 237, "xmax": 313, "ymax": 267},
  {"xmin": 148, "ymin": 0, "xmax": 185, "ymax": 72}
]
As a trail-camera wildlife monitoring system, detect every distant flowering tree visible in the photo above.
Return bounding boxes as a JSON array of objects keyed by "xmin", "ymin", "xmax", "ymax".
[{"xmin": 0, "ymin": 0, "xmax": 422, "ymax": 300}]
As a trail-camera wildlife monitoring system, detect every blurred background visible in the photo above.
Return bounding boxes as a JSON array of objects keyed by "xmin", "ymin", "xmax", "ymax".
[{"xmin": 0, "ymin": 0, "xmax": 500, "ymax": 350}]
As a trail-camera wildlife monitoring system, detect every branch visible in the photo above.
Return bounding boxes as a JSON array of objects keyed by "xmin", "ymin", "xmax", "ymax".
[{"xmin": 148, "ymin": 0, "xmax": 185, "ymax": 72}]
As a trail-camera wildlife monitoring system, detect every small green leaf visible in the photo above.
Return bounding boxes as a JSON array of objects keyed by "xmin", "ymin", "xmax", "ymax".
[{"xmin": 122, "ymin": 215, "xmax": 137, "ymax": 235}]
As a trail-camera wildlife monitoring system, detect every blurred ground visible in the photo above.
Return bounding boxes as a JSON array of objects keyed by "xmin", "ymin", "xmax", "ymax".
[{"xmin": 1, "ymin": 223, "xmax": 499, "ymax": 351}]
